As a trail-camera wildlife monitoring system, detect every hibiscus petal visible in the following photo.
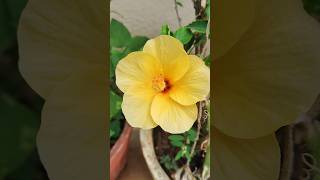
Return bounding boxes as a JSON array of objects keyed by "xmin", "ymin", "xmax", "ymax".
[
  {"xmin": 115, "ymin": 52, "xmax": 162, "ymax": 93},
  {"xmin": 122, "ymin": 86, "xmax": 158, "ymax": 129},
  {"xmin": 213, "ymin": 0, "xmax": 320, "ymax": 138},
  {"xmin": 37, "ymin": 68, "xmax": 106, "ymax": 179},
  {"xmin": 213, "ymin": 128, "xmax": 280, "ymax": 180},
  {"xmin": 143, "ymin": 35, "xmax": 190, "ymax": 83},
  {"xmin": 18, "ymin": 0, "xmax": 106, "ymax": 98},
  {"xmin": 213, "ymin": 0, "xmax": 255, "ymax": 59},
  {"xmin": 151, "ymin": 94, "xmax": 197, "ymax": 134},
  {"xmin": 169, "ymin": 55, "xmax": 210, "ymax": 105}
]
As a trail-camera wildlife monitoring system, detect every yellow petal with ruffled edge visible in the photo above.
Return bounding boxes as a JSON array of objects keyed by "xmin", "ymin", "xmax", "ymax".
[
  {"xmin": 213, "ymin": 0, "xmax": 255, "ymax": 59},
  {"xmin": 143, "ymin": 35, "xmax": 189, "ymax": 83},
  {"xmin": 213, "ymin": 128, "xmax": 280, "ymax": 180},
  {"xmin": 213, "ymin": 0, "xmax": 320, "ymax": 139},
  {"xmin": 18, "ymin": 0, "xmax": 106, "ymax": 98},
  {"xmin": 169, "ymin": 55, "xmax": 210, "ymax": 106},
  {"xmin": 115, "ymin": 52, "xmax": 162, "ymax": 93},
  {"xmin": 38, "ymin": 68, "xmax": 106, "ymax": 180},
  {"xmin": 122, "ymin": 86, "xmax": 158, "ymax": 129},
  {"xmin": 151, "ymin": 94, "xmax": 197, "ymax": 134}
]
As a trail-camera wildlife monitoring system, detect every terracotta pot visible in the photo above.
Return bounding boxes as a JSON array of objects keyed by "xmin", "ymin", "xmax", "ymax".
[
  {"xmin": 110, "ymin": 122, "xmax": 133, "ymax": 180},
  {"xmin": 140, "ymin": 129, "xmax": 170, "ymax": 180}
]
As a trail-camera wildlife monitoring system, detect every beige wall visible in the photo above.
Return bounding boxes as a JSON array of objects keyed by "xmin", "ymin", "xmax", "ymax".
[{"xmin": 110, "ymin": 0, "xmax": 196, "ymax": 37}]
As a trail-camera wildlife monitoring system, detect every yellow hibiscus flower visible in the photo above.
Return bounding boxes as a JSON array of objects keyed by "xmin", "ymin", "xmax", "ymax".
[
  {"xmin": 213, "ymin": 0, "xmax": 320, "ymax": 179},
  {"xmin": 115, "ymin": 35, "xmax": 210, "ymax": 134}
]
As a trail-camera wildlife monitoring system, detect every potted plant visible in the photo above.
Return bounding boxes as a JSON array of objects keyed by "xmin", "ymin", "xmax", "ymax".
[
  {"xmin": 113, "ymin": 12, "xmax": 211, "ymax": 178},
  {"xmin": 112, "ymin": 0, "xmax": 211, "ymax": 177}
]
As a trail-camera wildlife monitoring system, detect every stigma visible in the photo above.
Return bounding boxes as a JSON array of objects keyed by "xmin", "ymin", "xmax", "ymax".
[{"xmin": 152, "ymin": 74, "xmax": 171, "ymax": 93}]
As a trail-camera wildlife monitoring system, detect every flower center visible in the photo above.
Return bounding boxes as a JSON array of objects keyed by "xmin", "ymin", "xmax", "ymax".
[{"xmin": 152, "ymin": 75, "xmax": 171, "ymax": 93}]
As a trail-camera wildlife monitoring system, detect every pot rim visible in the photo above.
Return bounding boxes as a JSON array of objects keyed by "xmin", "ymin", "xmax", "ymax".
[{"xmin": 139, "ymin": 129, "xmax": 170, "ymax": 180}]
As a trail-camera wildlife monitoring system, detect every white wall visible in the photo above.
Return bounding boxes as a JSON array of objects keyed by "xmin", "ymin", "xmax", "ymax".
[{"xmin": 110, "ymin": 0, "xmax": 196, "ymax": 37}]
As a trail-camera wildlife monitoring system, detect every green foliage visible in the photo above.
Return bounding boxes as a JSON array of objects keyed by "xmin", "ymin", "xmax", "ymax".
[
  {"xmin": 0, "ymin": 93, "xmax": 39, "ymax": 179},
  {"xmin": 204, "ymin": 55, "xmax": 211, "ymax": 66},
  {"xmin": 169, "ymin": 139, "xmax": 184, "ymax": 147},
  {"xmin": 160, "ymin": 24, "xmax": 171, "ymax": 35},
  {"xmin": 160, "ymin": 155, "xmax": 178, "ymax": 171},
  {"xmin": 187, "ymin": 128, "xmax": 197, "ymax": 142},
  {"xmin": 186, "ymin": 20, "xmax": 208, "ymax": 34},
  {"xmin": 110, "ymin": 19, "xmax": 131, "ymax": 48},
  {"xmin": 175, "ymin": 146, "xmax": 191, "ymax": 161},
  {"xmin": 109, "ymin": 18, "xmax": 149, "ymax": 79},
  {"xmin": 174, "ymin": 150, "xmax": 184, "ymax": 160},
  {"xmin": 109, "ymin": 91, "xmax": 122, "ymax": 119},
  {"xmin": 124, "ymin": 36, "xmax": 149, "ymax": 53},
  {"xmin": 174, "ymin": 27, "xmax": 193, "ymax": 45},
  {"xmin": 110, "ymin": 116, "xmax": 121, "ymax": 139},
  {"xmin": 205, "ymin": 0, "xmax": 210, "ymax": 18},
  {"xmin": 159, "ymin": 21, "xmax": 210, "ymax": 55},
  {"xmin": 168, "ymin": 134, "xmax": 185, "ymax": 142},
  {"xmin": 167, "ymin": 128, "xmax": 197, "ymax": 162},
  {"xmin": 110, "ymin": 48, "xmax": 126, "ymax": 78}
]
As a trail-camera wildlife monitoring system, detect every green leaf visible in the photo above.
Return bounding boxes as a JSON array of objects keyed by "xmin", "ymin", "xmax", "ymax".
[
  {"xmin": 187, "ymin": 128, "xmax": 197, "ymax": 142},
  {"xmin": 175, "ymin": 150, "xmax": 184, "ymax": 160},
  {"xmin": 110, "ymin": 48, "xmax": 126, "ymax": 78},
  {"xmin": 168, "ymin": 134, "xmax": 184, "ymax": 142},
  {"xmin": 125, "ymin": 36, "xmax": 149, "ymax": 53},
  {"xmin": 184, "ymin": 150, "xmax": 191, "ymax": 161},
  {"xmin": 204, "ymin": 55, "xmax": 211, "ymax": 66},
  {"xmin": 110, "ymin": 129, "xmax": 115, "ymax": 137},
  {"xmin": 109, "ymin": 91, "xmax": 122, "ymax": 119},
  {"xmin": 0, "ymin": 93, "xmax": 39, "ymax": 178},
  {"xmin": 160, "ymin": 24, "xmax": 170, "ymax": 35},
  {"xmin": 174, "ymin": 27, "xmax": 193, "ymax": 45},
  {"xmin": 186, "ymin": 20, "xmax": 208, "ymax": 34},
  {"xmin": 170, "ymin": 140, "xmax": 184, "ymax": 147},
  {"xmin": 160, "ymin": 155, "xmax": 178, "ymax": 170},
  {"xmin": 110, "ymin": 19, "xmax": 131, "ymax": 48},
  {"xmin": 110, "ymin": 119, "xmax": 121, "ymax": 139},
  {"xmin": 205, "ymin": 0, "xmax": 210, "ymax": 17}
]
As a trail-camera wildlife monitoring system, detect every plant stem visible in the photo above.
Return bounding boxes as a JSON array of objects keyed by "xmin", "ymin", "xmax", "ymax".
[
  {"xmin": 279, "ymin": 125, "xmax": 294, "ymax": 180},
  {"xmin": 173, "ymin": 0, "xmax": 182, "ymax": 27},
  {"xmin": 187, "ymin": 101, "xmax": 204, "ymax": 166}
]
